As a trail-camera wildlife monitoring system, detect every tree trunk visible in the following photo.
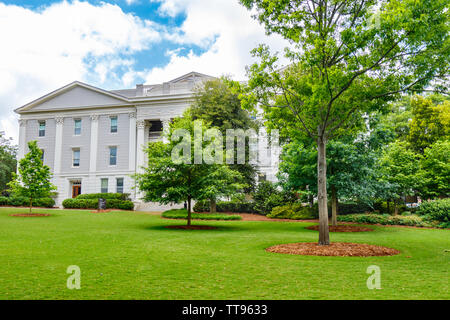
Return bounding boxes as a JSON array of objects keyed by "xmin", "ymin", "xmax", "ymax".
[
  {"xmin": 308, "ymin": 194, "xmax": 314, "ymax": 208},
  {"xmin": 210, "ymin": 198, "xmax": 216, "ymax": 213},
  {"xmin": 187, "ymin": 196, "xmax": 192, "ymax": 226},
  {"xmin": 394, "ymin": 199, "xmax": 399, "ymax": 216},
  {"xmin": 317, "ymin": 136, "xmax": 330, "ymax": 245},
  {"xmin": 331, "ymin": 186, "xmax": 338, "ymax": 227},
  {"xmin": 29, "ymin": 198, "xmax": 33, "ymax": 214},
  {"xmin": 387, "ymin": 200, "xmax": 390, "ymax": 214}
]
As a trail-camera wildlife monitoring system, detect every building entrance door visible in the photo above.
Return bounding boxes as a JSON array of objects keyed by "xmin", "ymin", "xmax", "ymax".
[{"xmin": 72, "ymin": 182, "xmax": 81, "ymax": 198}]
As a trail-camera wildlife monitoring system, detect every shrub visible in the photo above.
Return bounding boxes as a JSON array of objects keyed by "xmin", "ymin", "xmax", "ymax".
[
  {"xmin": 33, "ymin": 198, "xmax": 55, "ymax": 208},
  {"xmin": 193, "ymin": 199, "xmax": 257, "ymax": 213},
  {"xmin": 337, "ymin": 213, "xmax": 439, "ymax": 228},
  {"xmin": 268, "ymin": 203, "xmax": 318, "ymax": 220},
  {"xmin": 0, "ymin": 196, "xmax": 8, "ymax": 205},
  {"xmin": 62, "ymin": 198, "xmax": 134, "ymax": 210},
  {"xmin": 7, "ymin": 196, "xmax": 28, "ymax": 206},
  {"xmin": 76, "ymin": 193, "xmax": 131, "ymax": 201},
  {"xmin": 416, "ymin": 199, "xmax": 450, "ymax": 223},
  {"xmin": 162, "ymin": 209, "xmax": 241, "ymax": 220},
  {"xmin": 336, "ymin": 202, "xmax": 373, "ymax": 214}
]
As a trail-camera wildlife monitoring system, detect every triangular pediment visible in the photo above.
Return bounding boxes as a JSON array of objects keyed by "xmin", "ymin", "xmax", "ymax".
[
  {"xmin": 168, "ymin": 72, "xmax": 215, "ymax": 84},
  {"xmin": 15, "ymin": 81, "xmax": 130, "ymax": 113}
]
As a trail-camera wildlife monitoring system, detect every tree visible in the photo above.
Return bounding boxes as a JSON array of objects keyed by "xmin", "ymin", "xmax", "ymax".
[
  {"xmin": 134, "ymin": 113, "xmax": 245, "ymax": 226},
  {"xmin": 407, "ymin": 95, "xmax": 450, "ymax": 153},
  {"xmin": 8, "ymin": 141, "xmax": 56, "ymax": 213},
  {"xmin": 418, "ymin": 140, "xmax": 449, "ymax": 199},
  {"xmin": 238, "ymin": 0, "xmax": 449, "ymax": 245},
  {"xmin": 190, "ymin": 78, "xmax": 259, "ymax": 206},
  {"xmin": 0, "ymin": 132, "xmax": 17, "ymax": 193},
  {"xmin": 378, "ymin": 141, "xmax": 421, "ymax": 215}
]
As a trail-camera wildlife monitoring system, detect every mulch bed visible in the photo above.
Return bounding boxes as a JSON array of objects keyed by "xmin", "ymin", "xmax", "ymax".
[
  {"xmin": 90, "ymin": 209, "xmax": 112, "ymax": 213},
  {"xmin": 306, "ymin": 224, "xmax": 374, "ymax": 232},
  {"xmin": 9, "ymin": 213, "xmax": 50, "ymax": 217},
  {"xmin": 266, "ymin": 242, "xmax": 400, "ymax": 257},
  {"xmin": 165, "ymin": 225, "xmax": 218, "ymax": 230}
]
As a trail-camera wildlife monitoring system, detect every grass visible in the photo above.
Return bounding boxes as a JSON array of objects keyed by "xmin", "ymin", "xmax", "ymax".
[
  {"xmin": 162, "ymin": 208, "xmax": 242, "ymax": 220},
  {"xmin": 0, "ymin": 207, "xmax": 449, "ymax": 300}
]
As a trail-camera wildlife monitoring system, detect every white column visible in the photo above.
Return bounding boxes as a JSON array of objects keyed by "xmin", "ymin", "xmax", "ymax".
[
  {"xmin": 53, "ymin": 116, "xmax": 64, "ymax": 174},
  {"xmin": 161, "ymin": 118, "xmax": 170, "ymax": 143},
  {"xmin": 135, "ymin": 119, "xmax": 146, "ymax": 201},
  {"xmin": 136, "ymin": 119, "xmax": 146, "ymax": 173},
  {"xmin": 18, "ymin": 119, "xmax": 27, "ymax": 161},
  {"xmin": 89, "ymin": 114, "xmax": 99, "ymax": 193},
  {"xmin": 128, "ymin": 112, "xmax": 137, "ymax": 172}
]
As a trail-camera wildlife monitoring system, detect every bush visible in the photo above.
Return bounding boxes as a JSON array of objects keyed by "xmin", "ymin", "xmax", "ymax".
[
  {"xmin": 0, "ymin": 196, "xmax": 8, "ymax": 205},
  {"xmin": 62, "ymin": 198, "xmax": 134, "ymax": 210},
  {"xmin": 336, "ymin": 213, "xmax": 440, "ymax": 228},
  {"xmin": 162, "ymin": 209, "xmax": 241, "ymax": 220},
  {"xmin": 416, "ymin": 199, "xmax": 450, "ymax": 223},
  {"xmin": 76, "ymin": 193, "xmax": 131, "ymax": 201},
  {"xmin": 193, "ymin": 199, "xmax": 257, "ymax": 213},
  {"xmin": 336, "ymin": 202, "xmax": 373, "ymax": 214},
  {"xmin": 0, "ymin": 195, "xmax": 55, "ymax": 207},
  {"xmin": 268, "ymin": 203, "xmax": 318, "ymax": 220}
]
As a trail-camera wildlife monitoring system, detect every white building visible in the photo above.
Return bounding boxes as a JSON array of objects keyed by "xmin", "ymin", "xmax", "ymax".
[{"xmin": 15, "ymin": 72, "xmax": 279, "ymax": 209}]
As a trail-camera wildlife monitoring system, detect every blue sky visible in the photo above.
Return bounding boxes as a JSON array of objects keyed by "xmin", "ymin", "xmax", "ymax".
[{"xmin": 0, "ymin": 0, "xmax": 289, "ymax": 142}]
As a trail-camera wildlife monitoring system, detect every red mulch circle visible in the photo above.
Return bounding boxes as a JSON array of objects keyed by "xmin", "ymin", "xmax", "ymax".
[
  {"xmin": 10, "ymin": 213, "xmax": 50, "ymax": 217},
  {"xmin": 306, "ymin": 224, "xmax": 374, "ymax": 232},
  {"xmin": 90, "ymin": 209, "xmax": 112, "ymax": 213},
  {"xmin": 165, "ymin": 225, "xmax": 218, "ymax": 230},
  {"xmin": 266, "ymin": 242, "xmax": 400, "ymax": 257}
]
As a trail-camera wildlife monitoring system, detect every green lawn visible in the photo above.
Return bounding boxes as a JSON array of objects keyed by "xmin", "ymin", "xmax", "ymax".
[{"xmin": 0, "ymin": 207, "xmax": 448, "ymax": 300}]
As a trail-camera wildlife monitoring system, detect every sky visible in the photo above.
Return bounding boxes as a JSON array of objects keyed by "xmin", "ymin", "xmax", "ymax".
[{"xmin": 0, "ymin": 0, "xmax": 290, "ymax": 143}]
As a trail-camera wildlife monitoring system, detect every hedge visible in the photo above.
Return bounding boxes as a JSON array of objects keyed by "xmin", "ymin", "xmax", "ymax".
[
  {"xmin": 62, "ymin": 198, "xmax": 134, "ymax": 210},
  {"xmin": 336, "ymin": 213, "xmax": 442, "ymax": 228},
  {"xmin": 162, "ymin": 209, "xmax": 241, "ymax": 220},
  {"xmin": 193, "ymin": 200, "xmax": 257, "ymax": 213},
  {"xmin": 0, "ymin": 196, "xmax": 55, "ymax": 208},
  {"xmin": 76, "ymin": 193, "xmax": 131, "ymax": 201}
]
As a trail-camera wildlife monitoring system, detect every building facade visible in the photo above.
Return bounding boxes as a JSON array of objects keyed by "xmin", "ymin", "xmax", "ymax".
[{"xmin": 15, "ymin": 72, "xmax": 279, "ymax": 209}]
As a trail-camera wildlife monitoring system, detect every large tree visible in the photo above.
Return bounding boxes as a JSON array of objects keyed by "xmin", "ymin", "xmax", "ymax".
[
  {"xmin": 418, "ymin": 140, "xmax": 449, "ymax": 199},
  {"xmin": 239, "ymin": 0, "xmax": 449, "ymax": 244},
  {"xmin": 8, "ymin": 141, "xmax": 56, "ymax": 213},
  {"xmin": 0, "ymin": 132, "xmax": 17, "ymax": 193},
  {"xmin": 134, "ymin": 113, "xmax": 244, "ymax": 226},
  {"xmin": 190, "ymin": 78, "xmax": 259, "ymax": 211}
]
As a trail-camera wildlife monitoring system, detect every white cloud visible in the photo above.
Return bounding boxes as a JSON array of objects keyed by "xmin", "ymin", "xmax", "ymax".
[
  {"xmin": 0, "ymin": 0, "xmax": 162, "ymax": 142},
  {"xmin": 144, "ymin": 0, "xmax": 290, "ymax": 83}
]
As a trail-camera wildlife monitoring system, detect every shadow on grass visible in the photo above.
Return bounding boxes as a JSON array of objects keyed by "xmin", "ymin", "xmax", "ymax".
[{"xmin": 141, "ymin": 224, "xmax": 246, "ymax": 232}]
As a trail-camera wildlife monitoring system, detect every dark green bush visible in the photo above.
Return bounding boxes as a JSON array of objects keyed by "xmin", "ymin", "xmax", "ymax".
[
  {"xmin": 7, "ymin": 196, "xmax": 28, "ymax": 206},
  {"xmin": 336, "ymin": 202, "xmax": 373, "ymax": 214},
  {"xmin": 337, "ymin": 213, "xmax": 439, "ymax": 228},
  {"xmin": 76, "ymin": 193, "xmax": 131, "ymax": 201},
  {"xmin": 0, "ymin": 196, "xmax": 8, "ymax": 205},
  {"xmin": 416, "ymin": 199, "xmax": 450, "ymax": 223},
  {"xmin": 33, "ymin": 198, "xmax": 55, "ymax": 208},
  {"xmin": 193, "ymin": 199, "xmax": 257, "ymax": 213},
  {"xmin": 62, "ymin": 198, "xmax": 134, "ymax": 210},
  {"xmin": 268, "ymin": 203, "xmax": 318, "ymax": 220},
  {"xmin": 162, "ymin": 209, "xmax": 241, "ymax": 220}
]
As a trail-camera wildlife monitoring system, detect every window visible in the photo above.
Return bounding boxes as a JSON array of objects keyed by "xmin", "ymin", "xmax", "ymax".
[
  {"xmin": 74, "ymin": 119, "xmax": 82, "ymax": 135},
  {"xmin": 109, "ymin": 146, "xmax": 117, "ymax": 166},
  {"xmin": 110, "ymin": 116, "xmax": 118, "ymax": 133},
  {"xmin": 116, "ymin": 178, "xmax": 124, "ymax": 193},
  {"xmin": 73, "ymin": 149, "xmax": 80, "ymax": 167},
  {"xmin": 38, "ymin": 121, "xmax": 46, "ymax": 137},
  {"xmin": 40, "ymin": 149, "xmax": 44, "ymax": 162},
  {"xmin": 101, "ymin": 178, "xmax": 108, "ymax": 193}
]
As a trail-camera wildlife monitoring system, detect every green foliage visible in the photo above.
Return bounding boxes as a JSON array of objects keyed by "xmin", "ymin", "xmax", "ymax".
[
  {"xmin": 416, "ymin": 199, "xmax": 450, "ymax": 224},
  {"xmin": 62, "ymin": 198, "xmax": 134, "ymax": 210},
  {"xmin": 7, "ymin": 141, "xmax": 56, "ymax": 212},
  {"xmin": 0, "ymin": 195, "xmax": 54, "ymax": 207},
  {"xmin": 134, "ymin": 113, "xmax": 245, "ymax": 225},
  {"xmin": 190, "ymin": 78, "xmax": 259, "ymax": 191},
  {"xmin": 418, "ymin": 140, "xmax": 450, "ymax": 198},
  {"xmin": 407, "ymin": 96, "xmax": 449, "ymax": 153},
  {"xmin": 337, "ymin": 214, "xmax": 437, "ymax": 228},
  {"xmin": 251, "ymin": 180, "xmax": 296, "ymax": 215},
  {"xmin": 268, "ymin": 203, "xmax": 318, "ymax": 220},
  {"xmin": 76, "ymin": 193, "xmax": 131, "ymax": 201},
  {"xmin": 193, "ymin": 199, "xmax": 257, "ymax": 214},
  {"xmin": 162, "ymin": 208, "xmax": 242, "ymax": 221},
  {"xmin": 0, "ymin": 132, "xmax": 17, "ymax": 192}
]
